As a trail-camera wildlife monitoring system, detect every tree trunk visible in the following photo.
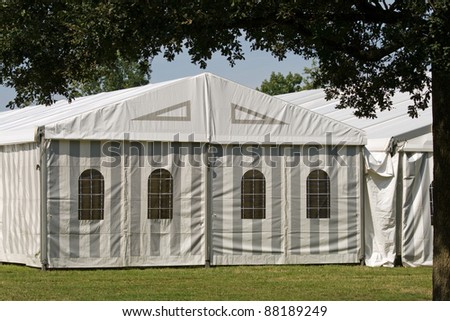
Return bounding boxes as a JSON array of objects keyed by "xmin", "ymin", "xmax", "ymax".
[{"xmin": 432, "ymin": 69, "xmax": 450, "ymax": 300}]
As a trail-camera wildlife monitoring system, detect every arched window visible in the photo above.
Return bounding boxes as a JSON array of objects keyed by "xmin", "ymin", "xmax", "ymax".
[
  {"xmin": 148, "ymin": 169, "xmax": 173, "ymax": 219},
  {"xmin": 241, "ymin": 169, "xmax": 266, "ymax": 219},
  {"xmin": 307, "ymin": 169, "xmax": 330, "ymax": 219},
  {"xmin": 430, "ymin": 181, "xmax": 434, "ymax": 226},
  {"xmin": 78, "ymin": 169, "xmax": 104, "ymax": 220}
]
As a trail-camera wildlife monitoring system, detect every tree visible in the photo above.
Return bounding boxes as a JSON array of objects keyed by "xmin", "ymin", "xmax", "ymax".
[
  {"xmin": 301, "ymin": 60, "xmax": 321, "ymax": 90},
  {"xmin": 74, "ymin": 55, "xmax": 151, "ymax": 97},
  {"xmin": 257, "ymin": 72, "xmax": 304, "ymax": 95},
  {"xmin": 257, "ymin": 64, "xmax": 320, "ymax": 95},
  {"xmin": 1, "ymin": 0, "xmax": 449, "ymax": 299}
]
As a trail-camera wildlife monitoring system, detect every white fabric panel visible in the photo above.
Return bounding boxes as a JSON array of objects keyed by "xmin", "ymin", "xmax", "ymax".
[
  {"xmin": 45, "ymin": 78, "xmax": 209, "ymax": 143},
  {"xmin": 211, "ymin": 145, "xmax": 361, "ymax": 265},
  {"xmin": 0, "ymin": 80, "xmax": 180, "ymax": 145},
  {"xmin": 363, "ymin": 151, "xmax": 398, "ymax": 267},
  {"xmin": 46, "ymin": 140, "xmax": 205, "ymax": 268},
  {"xmin": 126, "ymin": 142, "xmax": 206, "ymax": 267},
  {"xmin": 2, "ymin": 139, "xmax": 362, "ymax": 268},
  {"xmin": 0, "ymin": 143, "xmax": 41, "ymax": 267},
  {"xmin": 401, "ymin": 152, "xmax": 433, "ymax": 267},
  {"xmin": 207, "ymin": 74, "xmax": 366, "ymax": 145}
]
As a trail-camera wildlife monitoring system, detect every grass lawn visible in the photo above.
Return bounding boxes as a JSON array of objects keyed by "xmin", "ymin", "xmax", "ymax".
[{"xmin": 0, "ymin": 264, "xmax": 432, "ymax": 301}]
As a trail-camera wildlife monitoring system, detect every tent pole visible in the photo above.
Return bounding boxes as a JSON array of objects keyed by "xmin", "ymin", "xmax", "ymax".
[
  {"xmin": 394, "ymin": 151, "xmax": 404, "ymax": 267},
  {"xmin": 204, "ymin": 143, "xmax": 213, "ymax": 268},
  {"xmin": 38, "ymin": 127, "xmax": 49, "ymax": 271},
  {"xmin": 359, "ymin": 146, "xmax": 366, "ymax": 266}
]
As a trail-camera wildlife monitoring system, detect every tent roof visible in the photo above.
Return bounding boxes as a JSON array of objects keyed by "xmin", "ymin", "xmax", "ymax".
[
  {"xmin": 0, "ymin": 73, "xmax": 365, "ymax": 146},
  {"xmin": 277, "ymin": 89, "xmax": 432, "ymax": 152},
  {"xmin": 0, "ymin": 78, "xmax": 179, "ymax": 145}
]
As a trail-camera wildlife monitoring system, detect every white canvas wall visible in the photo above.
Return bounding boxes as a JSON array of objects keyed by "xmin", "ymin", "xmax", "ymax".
[
  {"xmin": 211, "ymin": 145, "xmax": 363, "ymax": 265},
  {"xmin": 126, "ymin": 141, "xmax": 206, "ymax": 267},
  {"xmin": 0, "ymin": 143, "xmax": 41, "ymax": 267},
  {"xmin": 364, "ymin": 150, "xmax": 434, "ymax": 267},
  {"xmin": 401, "ymin": 152, "xmax": 433, "ymax": 267},
  {"xmin": 364, "ymin": 151, "xmax": 399, "ymax": 267},
  {"xmin": 46, "ymin": 140, "xmax": 206, "ymax": 268},
  {"xmin": 44, "ymin": 139, "xmax": 363, "ymax": 268}
]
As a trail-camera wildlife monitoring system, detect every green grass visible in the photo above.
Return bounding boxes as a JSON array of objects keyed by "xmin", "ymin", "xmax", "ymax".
[{"xmin": 0, "ymin": 264, "xmax": 432, "ymax": 301}]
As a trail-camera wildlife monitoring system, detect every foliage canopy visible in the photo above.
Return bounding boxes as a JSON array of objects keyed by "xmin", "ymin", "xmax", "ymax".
[
  {"xmin": 1, "ymin": 1, "xmax": 448, "ymax": 112},
  {"xmin": 74, "ymin": 55, "xmax": 151, "ymax": 97},
  {"xmin": 257, "ymin": 72, "xmax": 305, "ymax": 95},
  {"xmin": 257, "ymin": 62, "xmax": 320, "ymax": 95}
]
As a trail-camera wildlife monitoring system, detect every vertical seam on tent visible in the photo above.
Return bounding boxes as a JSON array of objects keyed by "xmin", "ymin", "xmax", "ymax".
[
  {"xmin": 205, "ymin": 73, "xmax": 213, "ymax": 143},
  {"xmin": 0, "ymin": 144, "xmax": 4, "ymax": 258},
  {"xmin": 359, "ymin": 146, "xmax": 366, "ymax": 264},
  {"xmin": 123, "ymin": 136, "xmax": 130, "ymax": 266},
  {"xmin": 283, "ymin": 152, "xmax": 289, "ymax": 263},
  {"xmin": 39, "ymin": 129, "xmax": 49, "ymax": 270},
  {"xmin": 204, "ymin": 73, "xmax": 213, "ymax": 267},
  {"xmin": 395, "ymin": 152, "xmax": 404, "ymax": 265}
]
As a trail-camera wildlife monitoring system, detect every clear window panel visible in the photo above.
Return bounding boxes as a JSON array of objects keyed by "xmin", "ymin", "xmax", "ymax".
[
  {"xmin": 307, "ymin": 170, "xmax": 330, "ymax": 219},
  {"xmin": 78, "ymin": 169, "xmax": 104, "ymax": 221},
  {"xmin": 241, "ymin": 169, "xmax": 266, "ymax": 219},
  {"xmin": 148, "ymin": 169, "xmax": 173, "ymax": 219}
]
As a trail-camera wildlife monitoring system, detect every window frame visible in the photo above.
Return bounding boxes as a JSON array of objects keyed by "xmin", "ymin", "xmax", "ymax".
[
  {"xmin": 241, "ymin": 169, "xmax": 266, "ymax": 219},
  {"xmin": 148, "ymin": 168, "xmax": 173, "ymax": 220},
  {"xmin": 306, "ymin": 169, "xmax": 330, "ymax": 219},
  {"xmin": 78, "ymin": 169, "xmax": 105, "ymax": 220}
]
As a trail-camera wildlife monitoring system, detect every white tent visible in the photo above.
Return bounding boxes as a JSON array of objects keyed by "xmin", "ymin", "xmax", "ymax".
[
  {"xmin": 0, "ymin": 73, "xmax": 366, "ymax": 268},
  {"xmin": 277, "ymin": 89, "xmax": 433, "ymax": 267}
]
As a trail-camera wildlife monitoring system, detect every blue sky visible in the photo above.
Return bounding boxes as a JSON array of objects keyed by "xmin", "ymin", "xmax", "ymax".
[{"xmin": 0, "ymin": 45, "xmax": 310, "ymax": 111}]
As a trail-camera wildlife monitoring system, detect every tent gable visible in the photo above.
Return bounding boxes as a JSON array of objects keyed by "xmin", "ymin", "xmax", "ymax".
[
  {"xmin": 206, "ymin": 73, "xmax": 365, "ymax": 145},
  {"xmin": 1, "ymin": 73, "xmax": 366, "ymax": 145}
]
